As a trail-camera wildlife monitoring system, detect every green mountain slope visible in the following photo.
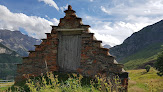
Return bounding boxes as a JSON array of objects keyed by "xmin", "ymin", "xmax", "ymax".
[
  {"xmin": 124, "ymin": 43, "xmax": 162, "ymax": 70},
  {"xmin": 0, "ymin": 43, "xmax": 22, "ymax": 80},
  {"xmin": 110, "ymin": 20, "xmax": 163, "ymax": 70}
]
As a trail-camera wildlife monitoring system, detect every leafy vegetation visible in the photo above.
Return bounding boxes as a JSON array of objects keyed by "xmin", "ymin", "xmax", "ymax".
[
  {"xmin": 1, "ymin": 72, "xmax": 124, "ymax": 92},
  {"xmin": 145, "ymin": 65, "xmax": 151, "ymax": 72},
  {"xmin": 155, "ymin": 45, "xmax": 163, "ymax": 76},
  {"xmin": 1, "ymin": 68, "xmax": 163, "ymax": 92}
]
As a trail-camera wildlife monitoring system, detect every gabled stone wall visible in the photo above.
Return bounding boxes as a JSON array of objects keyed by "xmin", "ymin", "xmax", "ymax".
[
  {"xmin": 16, "ymin": 30, "xmax": 59, "ymax": 79},
  {"xmin": 15, "ymin": 5, "xmax": 128, "ymax": 90}
]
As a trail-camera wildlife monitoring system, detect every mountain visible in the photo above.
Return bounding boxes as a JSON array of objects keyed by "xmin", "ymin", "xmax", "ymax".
[
  {"xmin": 0, "ymin": 42, "xmax": 22, "ymax": 79},
  {"xmin": 109, "ymin": 20, "xmax": 163, "ymax": 70},
  {"xmin": 103, "ymin": 44, "xmax": 112, "ymax": 49},
  {"xmin": 0, "ymin": 29, "xmax": 41, "ymax": 56}
]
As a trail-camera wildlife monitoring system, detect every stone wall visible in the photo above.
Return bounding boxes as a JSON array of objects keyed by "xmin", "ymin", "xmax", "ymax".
[
  {"xmin": 16, "ymin": 30, "xmax": 59, "ymax": 80},
  {"xmin": 15, "ymin": 5, "xmax": 128, "ymax": 90}
]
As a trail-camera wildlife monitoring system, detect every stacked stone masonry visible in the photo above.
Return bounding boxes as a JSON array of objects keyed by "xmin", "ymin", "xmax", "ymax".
[{"xmin": 16, "ymin": 5, "xmax": 128, "ymax": 91}]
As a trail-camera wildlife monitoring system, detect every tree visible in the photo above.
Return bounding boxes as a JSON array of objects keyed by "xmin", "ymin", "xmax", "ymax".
[
  {"xmin": 145, "ymin": 65, "xmax": 151, "ymax": 72},
  {"xmin": 155, "ymin": 45, "xmax": 163, "ymax": 76}
]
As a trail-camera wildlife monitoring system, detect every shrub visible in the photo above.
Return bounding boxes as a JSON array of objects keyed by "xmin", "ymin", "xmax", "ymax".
[
  {"xmin": 145, "ymin": 65, "xmax": 151, "ymax": 72},
  {"xmin": 155, "ymin": 45, "xmax": 163, "ymax": 76},
  {"xmin": 5, "ymin": 72, "xmax": 124, "ymax": 92}
]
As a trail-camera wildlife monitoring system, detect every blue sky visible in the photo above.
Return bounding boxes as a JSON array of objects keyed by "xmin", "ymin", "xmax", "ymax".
[{"xmin": 0, "ymin": 0, "xmax": 163, "ymax": 46}]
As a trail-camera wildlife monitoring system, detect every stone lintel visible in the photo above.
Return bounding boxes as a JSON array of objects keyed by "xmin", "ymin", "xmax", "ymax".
[
  {"xmin": 56, "ymin": 28, "xmax": 85, "ymax": 31},
  {"xmin": 88, "ymin": 33, "xmax": 94, "ymax": 35},
  {"xmin": 64, "ymin": 9, "xmax": 76, "ymax": 13},
  {"xmin": 81, "ymin": 33, "xmax": 94, "ymax": 38},
  {"xmin": 45, "ymin": 33, "xmax": 50, "ymax": 34},
  {"xmin": 60, "ymin": 17, "xmax": 82, "ymax": 20},
  {"xmin": 41, "ymin": 39, "xmax": 47, "ymax": 41},
  {"xmin": 28, "ymin": 51, "xmax": 35, "ymax": 53},
  {"xmin": 51, "ymin": 25, "xmax": 58, "ymax": 28},
  {"xmin": 17, "ymin": 64, "xmax": 22, "ymax": 66},
  {"xmin": 108, "ymin": 55, "xmax": 115, "ymax": 58},
  {"xmin": 76, "ymin": 17, "xmax": 82, "ymax": 20},
  {"xmin": 34, "ymin": 45, "xmax": 40, "ymax": 47},
  {"xmin": 58, "ymin": 31, "xmax": 82, "ymax": 35},
  {"xmin": 22, "ymin": 57, "xmax": 29, "ymax": 59},
  {"xmin": 81, "ymin": 25, "xmax": 90, "ymax": 28},
  {"xmin": 101, "ymin": 48, "xmax": 109, "ymax": 51},
  {"xmin": 92, "ymin": 40, "xmax": 102, "ymax": 43},
  {"xmin": 115, "ymin": 63, "xmax": 124, "ymax": 68},
  {"xmin": 82, "ymin": 33, "xmax": 94, "ymax": 36}
]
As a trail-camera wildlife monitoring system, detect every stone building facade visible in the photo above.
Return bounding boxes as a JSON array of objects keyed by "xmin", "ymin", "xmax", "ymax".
[{"xmin": 15, "ymin": 5, "xmax": 128, "ymax": 90}]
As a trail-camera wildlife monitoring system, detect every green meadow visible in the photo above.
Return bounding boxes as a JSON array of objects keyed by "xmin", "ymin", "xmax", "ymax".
[
  {"xmin": 127, "ymin": 68, "xmax": 163, "ymax": 92},
  {"xmin": 0, "ymin": 68, "xmax": 163, "ymax": 92}
]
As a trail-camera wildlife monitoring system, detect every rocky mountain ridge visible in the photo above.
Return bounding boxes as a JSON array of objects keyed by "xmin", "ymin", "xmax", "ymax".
[
  {"xmin": 0, "ymin": 29, "xmax": 41, "ymax": 56},
  {"xmin": 0, "ymin": 42, "xmax": 19, "ymax": 56},
  {"xmin": 109, "ymin": 20, "xmax": 163, "ymax": 68}
]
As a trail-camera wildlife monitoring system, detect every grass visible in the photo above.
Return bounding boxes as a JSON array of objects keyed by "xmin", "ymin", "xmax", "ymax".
[
  {"xmin": 0, "ymin": 82, "xmax": 14, "ymax": 91},
  {"xmin": 127, "ymin": 67, "xmax": 163, "ymax": 92},
  {"xmin": 1, "ymin": 72, "xmax": 123, "ymax": 92},
  {"xmin": 1, "ymin": 68, "xmax": 163, "ymax": 92}
]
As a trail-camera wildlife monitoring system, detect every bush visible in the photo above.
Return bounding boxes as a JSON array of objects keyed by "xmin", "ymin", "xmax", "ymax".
[
  {"xmin": 145, "ymin": 65, "xmax": 151, "ymax": 72},
  {"xmin": 155, "ymin": 45, "xmax": 163, "ymax": 76},
  {"xmin": 5, "ymin": 72, "xmax": 125, "ymax": 92}
]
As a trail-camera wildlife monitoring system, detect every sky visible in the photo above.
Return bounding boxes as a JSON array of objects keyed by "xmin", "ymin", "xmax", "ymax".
[{"xmin": 0, "ymin": 0, "xmax": 163, "ymax": 46}]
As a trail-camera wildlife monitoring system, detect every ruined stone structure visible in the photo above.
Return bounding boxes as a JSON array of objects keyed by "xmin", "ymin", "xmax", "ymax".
[{"xmin": 16, "ymin": 5, "xmax": 128, "ymax": 90}]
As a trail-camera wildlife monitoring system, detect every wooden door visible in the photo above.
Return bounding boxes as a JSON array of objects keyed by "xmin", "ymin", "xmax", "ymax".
[{"xmin": 58, "ymin": 35, "xmax": 81, "ymax": 72}]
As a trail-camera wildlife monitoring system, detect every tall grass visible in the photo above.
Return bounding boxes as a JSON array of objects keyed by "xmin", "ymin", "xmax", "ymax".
[
  {"xmin": 3, "ymin": 72, "xmax": 124, "ymax": 92},
  {"xmin": 127, "ymin": 68, "xmax": 163, "ymax": 92},
  {"xmin": 2, "ymin": 68, "xmax": 163, "ymax": 92}
]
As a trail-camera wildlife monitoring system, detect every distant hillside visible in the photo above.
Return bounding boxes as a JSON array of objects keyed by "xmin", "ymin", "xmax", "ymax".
[
  {"xmin": 110, "ymin": 20, "xmax": 163, "ymax": 70},
  {"xmin": 0, "ymin": 30, "xmax": 41, "ymax": 56},
  {"xmin": 0, "ymin": 43, "xmax": 22, "ymax": 79},
  {"xmin": 103, "ymin": 44, "xmax": 111, "ymax": 49}
]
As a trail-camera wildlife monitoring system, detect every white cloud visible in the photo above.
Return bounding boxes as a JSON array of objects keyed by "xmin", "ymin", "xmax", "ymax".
[
  {"xmin": 84, "ymin": 14, "xmax": 163, "ymax": 46},
  {"xmin": 51, "ymin": 18, "xmax": 59, "ymax": 25},
  {"xmin": 101, "ymin": 0, "xmax": 163, "ymax": 16},
  {"xmin": 38, "ymin": 0, "xmax": 59, "ymax": 11},
  {"xmin": 0, "ymin": 5, "xmax": 59, "ymax": 39},
  {"xmin": 89, "ymin": 28, "xmax": 120, "ymax": 46},
  {"xmin": 89, "ymin": 21, "xmax": 139, "ymax": 46},
  {"xmin": 100, "ymin": 6, "xmax": 111, "ymax": 15},
  {"xmin": 1, "ymin": 0, "xmax": 163, "ymax": 47},
  {"xmin": 44, "ymin": 15, "xmax": 59, "ymax": 25},
  {"xmin": 84, "ymin": 0, "xmax": 163, "ymax": 46},
  {"xmin": 90, "ymin": 0, "xmax": 94, "ymax": 2},
  {"xmin": 60, "ymin": 4, "xmax": 68, "ymax": 12}
]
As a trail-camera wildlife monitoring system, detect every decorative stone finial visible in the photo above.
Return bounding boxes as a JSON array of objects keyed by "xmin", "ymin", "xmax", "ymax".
[
  {"xmin": 68, "ymin": 5, "xmax": 72, "ymax": 10},
  {"xmin": 64, "ymin": 5, "xmax": 76, "ymax": 18}
]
